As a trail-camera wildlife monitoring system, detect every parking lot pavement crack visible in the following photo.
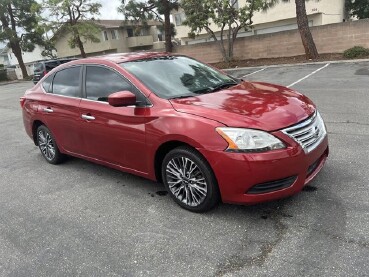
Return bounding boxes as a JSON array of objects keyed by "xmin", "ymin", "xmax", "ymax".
[
  {"xmin": 328, "ymin": 131, "xmax": 369, "ymax": 137},
  {"xmin": 326, "ymin": 121, "xmax": 369, "ymax": 126},
  {"xmin": 214, "ymin": 210, "xmax": 288, "ymax": 277},
  {"xmin": 0, "ymin": 105, "xmax": 16, "ymax": 111},
  {"xmin": 292, "ymin": 223, "xmax": 369, "ymax": 250}
]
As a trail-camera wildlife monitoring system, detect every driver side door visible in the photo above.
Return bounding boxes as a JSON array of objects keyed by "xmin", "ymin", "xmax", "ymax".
[{"xmin": 78, "ymin": 65, "xmax": 151, "ymax": 174}]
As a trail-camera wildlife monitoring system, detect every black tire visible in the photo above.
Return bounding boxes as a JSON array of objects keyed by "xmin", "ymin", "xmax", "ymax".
[
  {"xmin": 36, "ymin": 125, "xmax": 64, "ymax": 164},
  {"xmin": 162, "ymin": 146, "xmax": 220, "ymax": 212}
]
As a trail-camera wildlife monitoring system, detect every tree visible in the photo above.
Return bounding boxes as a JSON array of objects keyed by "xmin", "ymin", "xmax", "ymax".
[
  {"xmin": 345, "ymin": 0, "xmax": 369, "ymax": 19},
  {"xmin": 293, "ymin": 0, "xmax": 319, "ymax": 59},
  {"xmin": 43, "ymin": 0, "xmax": 102, "ymax": 58},
  {"xmin": 0, "ymin": 0, "xmax": 44, "ymax": 78},
  {"xmin": 181, "ymin": 0, "xmax": 266, "ymax": 62},
  {"xmin": 119, "ymin": 0, "xmax": 179, "ymax": 52},
  {"xmin": 267, "ymin": 0, "xmax": 319, "ymax": 59}
]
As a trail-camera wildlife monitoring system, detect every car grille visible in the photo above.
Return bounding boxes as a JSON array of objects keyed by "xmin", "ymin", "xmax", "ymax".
[
  {"xmin": 247, "ymin": 176, "xmax": 297, "ymax": 194},
  {"xmin": 282, "ymin": 111, "xmax": 327, "ymax": 154}
]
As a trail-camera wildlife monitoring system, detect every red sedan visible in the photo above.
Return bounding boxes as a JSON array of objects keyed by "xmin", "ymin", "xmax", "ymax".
[{"xmin": 21, "ymin": 52, "xmax": 328, "ymax": 212}]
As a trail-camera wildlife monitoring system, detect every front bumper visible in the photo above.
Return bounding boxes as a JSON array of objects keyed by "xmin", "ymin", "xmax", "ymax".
[{"xmin": 199, "ymin": 132, "xmax": 329, "ymax": 205}]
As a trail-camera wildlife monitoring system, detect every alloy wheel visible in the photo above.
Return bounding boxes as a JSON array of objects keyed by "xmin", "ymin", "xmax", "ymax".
[
  {"xmin": 165, "ymin": 157, "xmax": 208, "ymax": 207},
  {"xmin": 38, "ymin": 129, "xmax": 56, "ymax": 161}
]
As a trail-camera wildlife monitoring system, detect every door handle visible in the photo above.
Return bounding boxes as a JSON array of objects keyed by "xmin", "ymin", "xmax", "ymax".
[
  {"xmin": 81, "ymin": 114, "xmax": 95, "ymax": 121},
  {"xmin": 43, "ymin": 107, "xmax": 53, "ymax": 113}
]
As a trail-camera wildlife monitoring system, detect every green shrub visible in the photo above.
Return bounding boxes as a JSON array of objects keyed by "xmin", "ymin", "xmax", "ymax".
[{"xmin": 343, "ymin": 46, "xmax": 369, "ymax": 59}]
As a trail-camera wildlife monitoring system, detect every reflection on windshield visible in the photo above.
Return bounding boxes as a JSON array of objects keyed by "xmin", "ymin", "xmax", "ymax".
[{"xmin": 120, "ymin": 56, "xmax": 237, "ymax": 99}]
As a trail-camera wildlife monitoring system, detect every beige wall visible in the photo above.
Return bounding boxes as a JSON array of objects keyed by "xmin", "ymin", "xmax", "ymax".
[
  {"xmin": 55, "ymin": 26, "xmax": 160, "ymax": 58},
  {"xmin": 172, "ymin": 19, "xmax": 369, "ymax": 63},
  {"xmin": 174, "ymin": 0, "xmax": 345, "ymax": 43},
  {"xmin": 55, "ymin": 30, "xmax": 120, "ymax": 58}
]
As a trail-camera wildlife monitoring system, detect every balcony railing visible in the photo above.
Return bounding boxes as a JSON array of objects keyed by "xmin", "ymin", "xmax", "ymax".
[{"xmin": 127, "ymin": 36, "xmax": 154, "ymax": 48}]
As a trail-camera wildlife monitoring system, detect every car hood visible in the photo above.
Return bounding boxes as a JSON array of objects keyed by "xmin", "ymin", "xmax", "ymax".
[{"xmin": 169, "ymin": 81, "xmax": 316, "ymax": 131}]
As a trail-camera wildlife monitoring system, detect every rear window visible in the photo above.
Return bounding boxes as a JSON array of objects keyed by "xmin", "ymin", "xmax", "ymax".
[
  {"xmin": 59, "ymin": 59, "xmax": 74, "ymax": 64},
  {"xmin": 45, "ymin": 61, "xmax": 60, "ymax": 71},
  {"xmin": 34, "ymin": 63, "xmax": 44, "ymax": 72},
  {"xmin": 42, "ymin": 74, "xmax": 54, "ymax": 93}
]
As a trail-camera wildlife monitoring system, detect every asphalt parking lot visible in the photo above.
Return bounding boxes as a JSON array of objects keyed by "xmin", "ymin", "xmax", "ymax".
[{"xmin": 1, "ymin": 61, "xmax": 369, "ymax": 276}]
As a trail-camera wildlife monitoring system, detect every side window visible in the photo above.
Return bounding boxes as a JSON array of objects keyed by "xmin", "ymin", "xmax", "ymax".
[
  {"xmin": 45, "ymin": 62, "xmax": 59, "ymax": 71},
  {"xmin": 52, "ymin": 67, "xmax": 81, "ymax": 97},
  {"xmin": 85, "ymin": 66, "xmax": 133, "ymax": 102},
  {"xmin": 42, "ymin": 74, "xmax": 54, "ymax": 93}
]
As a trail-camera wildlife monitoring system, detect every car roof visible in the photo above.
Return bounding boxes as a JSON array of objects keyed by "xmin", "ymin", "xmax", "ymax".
[
  {"xmin": 71, "ymin": 51, "xmax": 172, "ymax": 65},
  {"xmin": 36, "ymin": 58, "xmax": 76, "ymax": 64}
]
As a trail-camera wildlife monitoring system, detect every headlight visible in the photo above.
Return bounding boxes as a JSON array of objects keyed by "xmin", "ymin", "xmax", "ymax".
[{"xmin": 216, "ymin": 127, "xmax": 286, "ymax": 152}]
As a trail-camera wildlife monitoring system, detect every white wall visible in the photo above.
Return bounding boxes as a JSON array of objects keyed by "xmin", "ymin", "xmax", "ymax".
[
  {"xmin": 7, "ymin": 45, "xmax": 45, "ymax": 66},
  {"xmin": 7, "ymin": 45, "xmax": 46, "ymax": 79}
]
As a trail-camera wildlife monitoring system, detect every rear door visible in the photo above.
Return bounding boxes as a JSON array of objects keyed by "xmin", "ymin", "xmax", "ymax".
[
  {"xmin": 39, "ymin": 66, "xmax": 83, "ymax": 154},
  {"xmin": 78, "ymin": 65, "xmax": 151, "ymax": 173}
]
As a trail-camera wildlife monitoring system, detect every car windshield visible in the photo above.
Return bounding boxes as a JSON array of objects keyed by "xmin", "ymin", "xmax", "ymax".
[{"xmin": 120, "ymin": 56, "xmax": 238, "ymax": 99}]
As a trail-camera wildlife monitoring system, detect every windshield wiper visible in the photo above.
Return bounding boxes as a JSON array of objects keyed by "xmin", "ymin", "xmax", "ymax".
[
  {"xmin": 192, "ymin": 82, "xmax": 237, "ymax": 95},
  {"xmin": 169, "ymin": 94, "xmax": 194, "ymax": 100},
  {"xmin": 210, "ymin": 81, "xmax": 238, "ymax": 92}
]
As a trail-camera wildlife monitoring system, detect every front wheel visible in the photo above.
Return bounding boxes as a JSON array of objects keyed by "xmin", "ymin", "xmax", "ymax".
[
  {"xmin": 162, "ymin": 146, "xmax": 220, "ymax": 212},
  {"xmin": 36, "ymin": 125, "xmax": 64, "ymax": 164}
]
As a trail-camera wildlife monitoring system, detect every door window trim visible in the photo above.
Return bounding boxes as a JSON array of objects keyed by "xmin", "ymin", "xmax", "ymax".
[
  {"xmin": 48, "ymin": 65, "xmax": 83, "ymax": 99},
  {"xmin": 81, "ymin": 64, "xmax": 152, "ymax": 107}
]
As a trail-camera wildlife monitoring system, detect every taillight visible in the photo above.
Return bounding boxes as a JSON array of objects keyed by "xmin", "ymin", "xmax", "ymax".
[
  {"xmin": 43, "ymin": 70, "xmax": 47, "ymax": 76},
  {"xmin": 20, "ymin": 97, "xmax": 26, "ymax": 108}
]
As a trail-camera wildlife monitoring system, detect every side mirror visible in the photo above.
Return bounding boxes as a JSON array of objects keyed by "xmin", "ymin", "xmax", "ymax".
[{"xmin": 108, "ymin": 91, "xmax": 137, "ymax": 107}]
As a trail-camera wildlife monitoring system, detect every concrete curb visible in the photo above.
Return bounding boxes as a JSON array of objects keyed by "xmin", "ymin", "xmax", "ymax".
[
  {"xmin": 0, "ymin": 80, "xmax": 32, "ymax": 86},
  {"xmin": 0, "ymin": 80, "xmax": 19, "ymax": 86},
  {"xmin": 223, "ymin": 58, "xmax": 369, "ymax": 73}
]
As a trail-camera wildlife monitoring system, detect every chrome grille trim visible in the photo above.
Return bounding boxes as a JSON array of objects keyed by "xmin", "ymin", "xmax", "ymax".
[{"xmin": 282, "ymin": 111, "xmax": 327, "ymax": 153}]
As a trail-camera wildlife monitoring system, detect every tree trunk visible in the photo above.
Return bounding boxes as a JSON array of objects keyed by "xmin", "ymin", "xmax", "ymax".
[
  {"xmin": 10, "ymin": 41, "xmax": 28, "ymax": 78},
  {"xmin": 1, "ymin": 4, "xmax": 28, "ymax": 78},
  {"xmin": 76, "ymin": 34, "xmax": 87, "ymax": 58},
  {"xmin": 226, "ymin": 25, "xmax": 231, "ymax": 62},
  {"xmin": 295, "ymin": 0, "xmax": 319, "ymax": 59},
  {"xmin": 163, "ymin": 0, "xmax": 173, "ymax": 52},
  {"xmin": 216, "ymin": 24, "xmax": 227, "ymax": 61}
]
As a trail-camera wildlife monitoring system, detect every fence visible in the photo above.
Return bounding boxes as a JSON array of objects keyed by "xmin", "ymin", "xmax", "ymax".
[{"xmin": 173, "ymin": 19, "xmax": 369, "ymax": 63}]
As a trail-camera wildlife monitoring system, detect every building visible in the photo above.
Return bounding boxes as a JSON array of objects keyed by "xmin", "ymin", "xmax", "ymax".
[
  {"xmin": 0, "ymin": 47, "xmax": 10, "ymax": 67},
  {"xmin": 54, "ymin": 20, "xmax": 165, "ymax": 58},
  {"xmin": 6, "ymin": 45, "xmax": 47, "ymax": 79},
  {"xmin": 172, "ymin": 0, "xmax": 346, "ymax": 45}
]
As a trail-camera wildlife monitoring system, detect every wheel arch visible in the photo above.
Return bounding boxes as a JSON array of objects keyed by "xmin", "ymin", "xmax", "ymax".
[
  {"xmin": 32, "ymin": 120, "xmax": 45, "ymax": 146},
  {"xmin": 154, "ymin": 140, "xmax": 196, "ymax": 184}
]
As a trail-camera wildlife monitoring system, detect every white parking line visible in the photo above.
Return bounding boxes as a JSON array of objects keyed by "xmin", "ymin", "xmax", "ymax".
[
  {"xmin": 287, "ymin": 63, "xmax": 330, "ymax": 88},
  {"xmin": 243, "ymin": 67, "xmax": 266, "ymax": 77}
]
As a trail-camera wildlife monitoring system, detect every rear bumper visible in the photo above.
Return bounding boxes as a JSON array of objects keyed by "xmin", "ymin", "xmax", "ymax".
[{"xmin": 199, "ymin": 135, "xmax": 328, "ymax": 205}]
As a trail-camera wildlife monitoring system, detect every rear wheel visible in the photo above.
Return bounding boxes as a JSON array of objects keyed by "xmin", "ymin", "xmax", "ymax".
[
  {"xmin": 162, "ymin": 146, "xmax": 220, "ymax": 212},
  {"xmin": 36, "ymin": 125, "xmax": 64, "ymax": 164}
]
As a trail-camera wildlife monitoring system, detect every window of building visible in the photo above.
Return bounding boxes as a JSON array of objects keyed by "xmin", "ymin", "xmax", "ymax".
[
  {"xmin": 103, "ymin": 30, "xmax": 109, "ymax": 41},
  {"xmin": 174, "ymin": 12, "xmax": 186, "ymax": 26},
  {"xmin": 111, "ymin": 29, "xmax": 119, "ymax": 40},
  {"xmin": 127, "ymin": 28, "xmax": 134, "ymax": 37},
  {"xmin": 52, "ymin": 67, "xmax": 81, "ymax": 97}
]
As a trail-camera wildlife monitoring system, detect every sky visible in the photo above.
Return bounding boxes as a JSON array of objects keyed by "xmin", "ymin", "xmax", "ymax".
[
  {"xmin": 98, "ymin": 0, "xmax": 123, "ymax": 20},
  {"xmin": 0, "ymin": 0, "xmax": 125, "ymax": 49}
]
